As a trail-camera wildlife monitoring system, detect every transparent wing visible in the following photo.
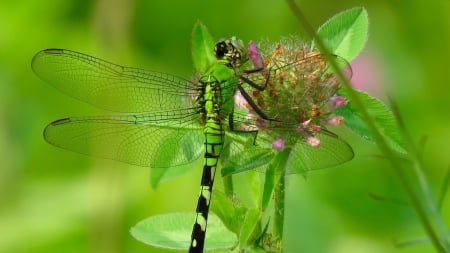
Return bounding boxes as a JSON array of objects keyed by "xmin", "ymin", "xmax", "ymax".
[
  {"xmin": 222, "ymin": 128, "xmax": 353, "ymax": 174},
  {"xmin": 32, "ymin": 49, "xmax": 197, "ymax": 113},
  {"xmin": 269, "ymin": 53, "xmax": 353, "ymax": 80},
  {"xmin": 44, "ymin": 113, "xmax": 204, "ymax": 168},
  {"xmin": 221, "ymin": 132, "xmax": 273, "ymax": 176},
  {"xmin": 244, "ymin": 52, "xmax": 352, "ymax": 83},
  {"xmin": 224, "ymin": 109, "xmax": 353, "ymax": 174},
  {"xmin": 286, "ymin": 131, "xmax": 354, "ymax": 174}
]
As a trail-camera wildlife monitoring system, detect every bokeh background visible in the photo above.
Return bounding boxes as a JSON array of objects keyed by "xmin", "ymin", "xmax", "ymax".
[{"xmin": 1, "ymin": 0, "xmax": 450, "ymax": 252}]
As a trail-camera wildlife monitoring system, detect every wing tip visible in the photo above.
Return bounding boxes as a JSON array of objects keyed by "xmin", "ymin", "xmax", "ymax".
[
  {"xmin": 49, "ymin": 118, "xmax": 72, "ymax": 126},
  {"xmin": 31, "ymin": 48, "xmax": 65, "ymax": 69},
  {"xmin": 43, "ymin": 117, "xmax": 72, "ymax": 147},
  {"xmin": 42, "ymin": 48, "xmax": 65, "ymax": 54}
]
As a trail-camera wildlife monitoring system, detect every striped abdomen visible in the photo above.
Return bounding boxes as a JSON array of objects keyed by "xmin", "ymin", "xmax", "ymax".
[{"xmin": 189, "ymin": 74, "xmax": 224, "ymax": 253}]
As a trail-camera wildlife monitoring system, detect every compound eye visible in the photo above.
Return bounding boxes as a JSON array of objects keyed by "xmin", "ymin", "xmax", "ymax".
[
  {"xmin": 214, "ymin": 37, "xmax": 247, "ymax": 68},
  {"xmin": 214, "ymin": 39, "xmax": 236, "ymax": 61},
  {"xmin": 214, "ymin": 39, "xmax": 231, "ymax": 60}
]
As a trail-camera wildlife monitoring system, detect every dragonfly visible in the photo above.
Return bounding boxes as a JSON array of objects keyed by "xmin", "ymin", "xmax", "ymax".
[
  {"xmin": 32, "ymin": 38, "xmax": 354, "ymax": 253},
  {"xmin": 32, "ymin": 38, "xmax": 253, "ymax": 253}
]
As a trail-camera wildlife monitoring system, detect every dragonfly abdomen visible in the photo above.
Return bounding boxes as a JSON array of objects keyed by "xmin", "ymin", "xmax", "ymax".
[
  {"xmin": 189, "ymin": 76, "xmax": 224, "ymax": 253},
  {"xmin": 189, "ymin": 137, "xmax": 222, "ymax": 252}
]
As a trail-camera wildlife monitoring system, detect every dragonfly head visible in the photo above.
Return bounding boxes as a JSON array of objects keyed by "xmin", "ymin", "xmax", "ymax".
[{"xmin": 214, "ymin": 37, "xmax": 248, "ymax": 68}]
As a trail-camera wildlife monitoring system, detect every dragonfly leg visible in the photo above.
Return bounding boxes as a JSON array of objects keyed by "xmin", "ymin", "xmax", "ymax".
[
  {"xmin": 228, "ymin": 113, "xmax": 259, "ymax": 145},
  {"xmin": 243, "ymin": 66, "xmax": 264, "ymax": 74},
  {"xmin": 240, "ymin": 75, "xmax": 267, "ymax": 91},
  {"xmin": 237, "ymin": 85, "xmax": 273, "ymax": 121}
]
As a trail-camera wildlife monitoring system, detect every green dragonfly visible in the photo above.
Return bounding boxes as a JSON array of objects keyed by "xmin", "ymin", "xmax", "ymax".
[
  {"xmin": 32, "ymin": 38, "xmax": 354, "ymax": 253},
  {"xmin": 32, "ymin": 38, "xmax": 256, "ymax": 253}
]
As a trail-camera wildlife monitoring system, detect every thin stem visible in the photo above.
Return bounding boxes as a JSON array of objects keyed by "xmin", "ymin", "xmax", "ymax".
[
  {"xmin": 438, "ymin": 166, "xmax": 450, "ymax": 211},
  {"xmin": 284, "ymin": 0, "xmax": 449, "ymax": 251},
  {"xmin": 392, "ymin": 99, "xmax": 449, "ymax": 239}
]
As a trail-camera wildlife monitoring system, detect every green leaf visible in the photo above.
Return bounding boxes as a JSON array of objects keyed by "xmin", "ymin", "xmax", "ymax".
[
  {"xmin": 192, "ymin": 21, "xmax": 215, "ymax": 72},
  {"xmin": 130, "ymin": 212, "xmax": 237, "ymax": 251},
  {"xmin": 150, "ymin": 160, "xmax": 200, "ymax": 189},
  {"xmin": 244, "ymin": 247, "xmax": 269, "ymax": 253},
  {"xmin": 210, "ymin": 191, "xmax": 247, "ymax": 234},
  {"xmin": 335, "ymin": 88, "xmax": 407, "ymax": 153},
  {"xmin": 149, "ymin": 130, "xmax": 203, "ymax": 188},
  {"xmin": 245, "ymin": 168, "xmax": 265, "ymax": 209},
  {"xmin": 239, "ymin": 208, "xmax": 262, "ymax": 248},
  {"xmin": 210, "ymin": 192, "xmax": 262, "ymax": 250},
  {"xmin": 261, "ymin": 161, "xmax": 279, "ymax": 211},
  {"xmin": 314, "ymin": 7, "xmax": 369, "ymax": 61}
]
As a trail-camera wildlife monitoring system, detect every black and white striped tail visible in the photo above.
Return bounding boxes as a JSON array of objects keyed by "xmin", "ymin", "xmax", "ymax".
[{"xmin": 189, "ymin": 130, "xmax": 223, "ymax": 253}]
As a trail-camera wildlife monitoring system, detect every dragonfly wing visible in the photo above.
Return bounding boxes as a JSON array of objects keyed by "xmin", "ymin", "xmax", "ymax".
[
  {"xmin": 286, "ymin": 131, "xmax": 354, "ymax": 174},
  {"xmin": 44, "ymin": 113, "xmax": 203, "ymax": 168},
  {"xmin": 264, "ymin": 53, "xmax": 353, "ymax": 81},
  {"xmin": 32, "ymin": 49, "xmax": 197, "ymax": 113},
  {"xmin": 239, "ymin": 53, "xmax": 352, "ymax": 117},
  {"xmin": 221, "ymin": 133, "xmax": 274, "ymax": 176}
]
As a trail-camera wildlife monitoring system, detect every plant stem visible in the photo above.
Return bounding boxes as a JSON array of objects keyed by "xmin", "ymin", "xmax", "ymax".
[
  {"xmin": 269, "ymin": 149, "xmax": 290, "ymax": 252},
  {"xmin": 273, "ymin": 170, "xmax": 286, "ymax": 242},
  {"xmin": 438, "ymin": 166, "xmax": 450, "ymax": 211}
]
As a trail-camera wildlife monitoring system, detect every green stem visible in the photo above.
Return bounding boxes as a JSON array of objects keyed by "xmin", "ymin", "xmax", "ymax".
[
  {"xmin": 263, "ymin": 149, "xmax": 290, "ymax": 252},
  {"xmin": 438, "ymin": 166, "xmax": 450, "ymax": 211},
  {"xmin": 273, "ymin": 170, "xmax": 286, "ymax": 242},
  {"xmin": 393, "ymin": 100, "xmax": 450, "ymax": 249},
  {"xmin": 285, "ymin": 0, "xmax": 450, "ymax": 251}
]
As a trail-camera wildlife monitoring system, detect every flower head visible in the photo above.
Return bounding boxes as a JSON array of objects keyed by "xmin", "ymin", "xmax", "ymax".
[{"xmin": 238, "ymin": 38, "xmax": 350, "ymax": 147}]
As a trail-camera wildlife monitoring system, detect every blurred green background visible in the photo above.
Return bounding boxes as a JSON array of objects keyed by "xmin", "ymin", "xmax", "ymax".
[{"xmin": 1, "ymin": 0, "xmax": 450, "ymax": 252}]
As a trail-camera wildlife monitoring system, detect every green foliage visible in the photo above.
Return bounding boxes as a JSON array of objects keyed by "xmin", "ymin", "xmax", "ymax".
[
  {"xmin": 335, "ymin": 89, "xmax": 407, "ymax": 153},
  {"xmin": 238, "ymin": 208, "xmax": 262, "ymax": 249},
  {"xmin": 130, "ymin": 213, "xmax": 237, "ymax": 250},
  {"xmin": 192, "ymin": 21, "xmax": 216, "ymax": 73},
  {"xmin": 210, "ymin": 191, "xmax": 263, "ymax": 249},
  {"xmin": 313, "ymin": 7, "xmax": 368, "ymax": 62},
  {"xmin": 311, "ymin": 7, "xmax": 406, "ymax": 154}
]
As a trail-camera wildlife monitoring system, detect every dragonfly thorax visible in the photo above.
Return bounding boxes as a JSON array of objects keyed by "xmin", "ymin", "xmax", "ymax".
[{"xmin": 197, "ymin": 73, "xmax": 226, "ymax": 125}]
